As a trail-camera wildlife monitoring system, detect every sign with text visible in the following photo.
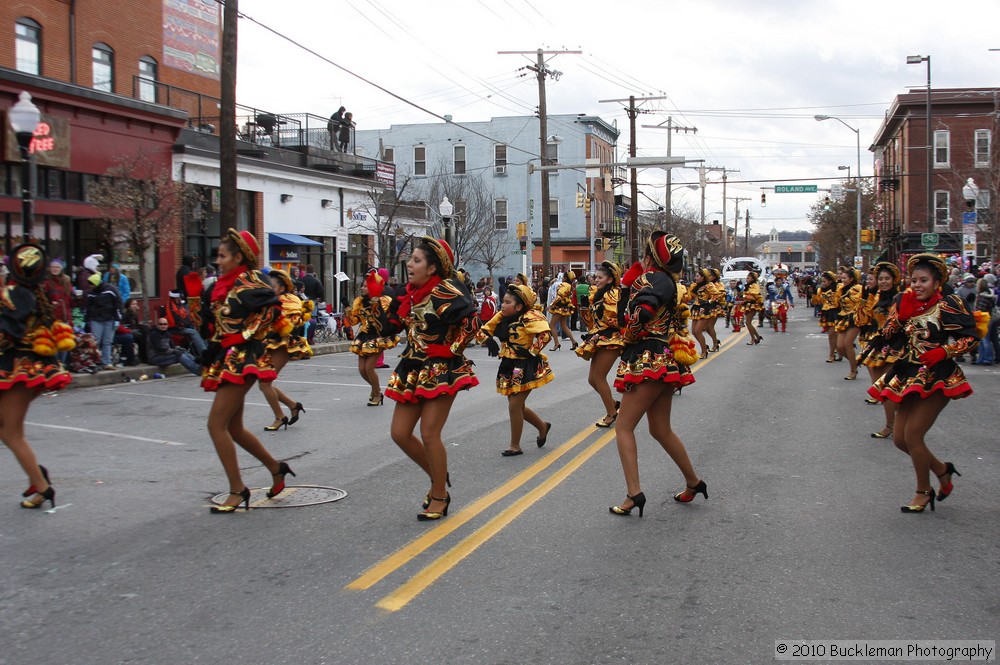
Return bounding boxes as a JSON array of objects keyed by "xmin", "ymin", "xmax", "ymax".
[
  {"xmin": 3, "ymin": 114, "xmax": 71, "ymax": 168},
  {"xmin": 774, "ymin": 185, "xmax": 818, "ymax": 193}
]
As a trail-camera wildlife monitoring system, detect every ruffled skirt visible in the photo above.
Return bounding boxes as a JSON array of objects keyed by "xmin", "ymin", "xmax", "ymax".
[
  {"xmin": 614, "ymin": 338, "xmax": 696, "ymax": 392},
  {"xmin": 0, "ymin": 351, "xmax": 72, "ymax": 392},
  {"xmin": 264, "ymin": 335, "xmax": 313, "ymax": 361},
  {"xmin": 386, "ymin": 354, "xmax": 478, "ymax": 403},
  {"xmin": 868, "ymin": 359, "xmax": 972, "ymax": 403},
  {"xmin": 496, "ymin": 354, "xmax": 554, "ymax": 395},
  {"xmin": 819, "ymin": 309, "xmax": 837, "ymax": 332},
  {"xmin": 548, "ymin": 303, "xmax": 575, "ymax": 317},
  {"xmin": 350, "ymin": 333, "xmax": 400, "ymax": 357},
  {"xmin": 200, "ymin": 340, "xmax": 276, "ymax": 392},
  {"xmin": 574, "ymin": 330, "xmax": 625, "ymax": 361},
  {"xmin": 834, "ymin": 313, "xmax": 857, "ymax": 333}
]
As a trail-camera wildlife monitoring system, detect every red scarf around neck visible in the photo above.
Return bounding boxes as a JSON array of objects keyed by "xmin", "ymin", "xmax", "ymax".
[
  {"xmin": 211, "ymin": 265, "xmax": 249, "ymax": 303},
  {"xmin": 896, "ymin": 289, "xmax": 942, "ymax": 322},
  {"xmin": 397, "ymin": 275, "xmax": 442, "ymax": 319}
]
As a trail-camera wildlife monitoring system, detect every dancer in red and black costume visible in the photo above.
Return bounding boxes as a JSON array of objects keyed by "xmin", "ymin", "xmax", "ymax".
[
  {"xmin": 867, "ymin": 253, "xmax": 978, "ymax": 513},
  {"xmin": 1, "ymin": 245, "xmax": 74, "ymax": 509},
  {"xmin": 200, "ymin": 229, "xmax": 293, "ymax": 513},
  {"xmin": 857, "ymin": 262, "xmax": 901, "ymax": 438},
  {"xmin": 349, "ymin": 268, "xmax": 400, "ymax": 406},
  {"xmin": 385, "ymin": 237, "xmax": 480, "ymax": 520},
  {"xmin": 609, "ymin": 232, "xmax": 706, "ymax": 517}
]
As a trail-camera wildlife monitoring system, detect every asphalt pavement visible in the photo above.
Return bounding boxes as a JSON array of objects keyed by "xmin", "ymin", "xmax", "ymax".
[{"xmin": 1, "ymin": 307, "xmax": 997, "ymax": 665}]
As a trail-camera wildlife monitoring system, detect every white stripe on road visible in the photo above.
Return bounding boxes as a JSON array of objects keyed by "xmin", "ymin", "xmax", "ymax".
[{"xmin": 25, "ymin": 421, "xmax": 191, "ymax": 446}]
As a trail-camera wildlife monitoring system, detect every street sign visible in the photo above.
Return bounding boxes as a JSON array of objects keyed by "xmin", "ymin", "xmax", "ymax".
[
  {"xmin": 860, "ymin": 244, "xmax": 873, "ymax": 251},
  {"xmin": 831, "ymin": 183, "xmax": 845, "ymax": 201},
  {"xmin": 853, "ymin": 255, "xmax": 863, "ymax": 269},
  {"xmin": 921, "ymin": 232, "xmax": 939, "ymax": 249},
  {"xmin": 514, "ymin": 250, "xmax": 526, "ymax": 255},
  {"xmin": 774, "ymin": 185, "xmax": 818, "ymax": 193}
]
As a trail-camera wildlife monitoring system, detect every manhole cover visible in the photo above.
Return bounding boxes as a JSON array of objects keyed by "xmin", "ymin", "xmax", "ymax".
[{"xmin": 210, "ymin": 485, "xmax": 347, "ymax": 509}]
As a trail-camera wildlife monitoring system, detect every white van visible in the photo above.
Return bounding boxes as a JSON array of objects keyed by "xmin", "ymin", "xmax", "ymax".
[{"xmin": 721, "ymin": 257, "xmax": 769, "ymax": 283}]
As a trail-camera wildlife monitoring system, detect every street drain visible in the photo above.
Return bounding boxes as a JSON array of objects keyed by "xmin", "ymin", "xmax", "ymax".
[{"xmin": 210, "ymin": 485, "xmax": 347, "ymax": 509}]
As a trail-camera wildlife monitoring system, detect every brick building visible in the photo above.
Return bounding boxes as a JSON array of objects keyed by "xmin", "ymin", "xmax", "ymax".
[
  {"xmin": 871, "ymin": 88, "xmax": 998, "ymax": 268},
  {"xmin": 1, "ymin": 0, "xmax": 223, "ymax": 300}
]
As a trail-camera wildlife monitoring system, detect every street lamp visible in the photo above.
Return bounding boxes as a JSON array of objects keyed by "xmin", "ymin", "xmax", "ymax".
[
  {"xmin": 8, "ymin": 91, "xmax": 41, "ymax": 241},
  {"xmin": 815, "ymin": 114, "xmax": 862, "ymax": 260},
  {"xmin": 838, "ymin": 165, "xmax": 851, "ymax": 179},
  {"xmin": 439, "ymin": 196, "xmax": 454, "ymax": 256},
  {"xmin": 907, "ymin": 54, "xmax": 932, "ymax": 233}
]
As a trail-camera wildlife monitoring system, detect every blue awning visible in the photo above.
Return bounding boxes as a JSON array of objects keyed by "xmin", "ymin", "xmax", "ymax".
[{"xmin": 268, "ymin": 232, "xmax": 324, "ymax": 247}]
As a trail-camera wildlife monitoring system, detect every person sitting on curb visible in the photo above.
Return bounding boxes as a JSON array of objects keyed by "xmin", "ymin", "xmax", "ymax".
[
  {"xmin": 164, "ymin": 291, "xmax": 208, "ymax": 359},
  {"xmin": 147, "ymin": 317, "xmax": 201, "ymax": 376}
]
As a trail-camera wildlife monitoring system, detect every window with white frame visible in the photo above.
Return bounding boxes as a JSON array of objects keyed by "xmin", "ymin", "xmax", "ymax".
[
  {"xmin": 494, "ymin": 199, "xmax": 508, "ymax": 230},
  {"xmin": 413, "ymin": 145, "xmax": 426, "ymax": 176},
  {"xmin": 975, "ymin": 129, "xmax": 991, "ymax": 167},
  {"xmin": 546, "ymin": 142, "xmax": 559, "ymax": 175},
  {"xmin": 548, "ymin": 198, "xmax": 559, "ymax": 229},
  {"xmin": 15, "ymin": 18, "xmax": 41, "ymax": 75},
  {"xmin": 933, "ymin": 130, "xmax": 949, "ymax": 168},
  {"xmin": 454, "ymin": 145, "xmax": 466, "ymax": 175},
  {"xmin": 494, "ymin": 144, "xmax": 507, "ymax": 175},
  {"xmin": 934, "ymin": 190, "xmax": 950, "ymax": 228},
  {"xmin": 138, "ymin": 56, "xmax": 158, "ymax": 103},
  {"xmin": 92, "ymin": 42, "xmax": 114, "ymax": 92},
  {"xmin": 382, "ymin": 147, "xmax": 394, "ymax": 163}
]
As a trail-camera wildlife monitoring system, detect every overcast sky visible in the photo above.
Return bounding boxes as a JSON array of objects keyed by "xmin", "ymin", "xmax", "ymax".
[{"xmin": 233, "ymin": 0, "xmax": 1000, "ymax": 236}]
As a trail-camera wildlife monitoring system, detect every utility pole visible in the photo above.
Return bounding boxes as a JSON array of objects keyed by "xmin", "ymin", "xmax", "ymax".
[
  {"xmin": 717, "ymin": 168, "xmax": 740, "ymax": 254},
  {"xmin": 600, "ymin": 95, "xmax": 668, "ymax": 262},
  {"xmin": 728, "ymin": 196, "xmax": 751, "ymax": 255},
  {"xmin": 500, "ymin": 48, "xmax": 580, "ymax": 278},
  {"xmin": 642, "ymin": 117, "xmax": 697, "ymax": 230},
  {"xmin": 220, "ymin": 0, "xmax": 238, "ymax": 231},
  {"xmin": 744, "ymin": 208, "xmax": 751, "ymax": 253}
]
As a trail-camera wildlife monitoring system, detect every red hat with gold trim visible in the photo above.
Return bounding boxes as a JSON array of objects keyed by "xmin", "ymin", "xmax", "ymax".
[
  {"xmin": 225, "ymin": 228, "xmax": 261, "ymax": 268},
  {"xmin": 647, "ymin": 232, "xmax": 684, "ymax": 274},
  {"xmin": 421, "ymin": 236, "xmax": 455, "ymax": 278}
]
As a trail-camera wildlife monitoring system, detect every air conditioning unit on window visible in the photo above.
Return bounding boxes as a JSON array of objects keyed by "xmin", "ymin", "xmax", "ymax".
[
  {"xmin": 598, "ymin": 221, "xmax": 607, "ymax": 232},
  {"xmin": 495, "ymin": 165, "xmax": 507, "ymax": 175}
]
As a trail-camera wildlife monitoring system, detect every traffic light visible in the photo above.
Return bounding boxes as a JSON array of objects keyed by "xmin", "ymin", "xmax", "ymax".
[
  {"xmin": 760, "ymin": 192, "xmax": 767, "ymax": 207},
  {"xmin": 575, "ymin": 191, "xmax": 584, "ymax": 208},
  {"xmin": 516, "ymin": 222, "xmax": 527, "ymax": 239},
  {"xmin": 595, "ymin": 238, "xmax": 605, "ymax": 251},
  {"xmin": 584, "ymin": 197, "xmax": 591, "ymax": 214},
  {"xmin": 823, "ymin": 196, "xmax": 831, "ymax": 211},
  {"xmin": 860, "ymin": 229, "xmax": 872, "ymax": 243}
]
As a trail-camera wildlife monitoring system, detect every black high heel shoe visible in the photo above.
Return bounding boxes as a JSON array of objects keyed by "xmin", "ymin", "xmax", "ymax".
[
  {"xmin": 673, "ymin": 479, "xmax": 708, "ymax": 503},
  {"xmin": 900, "ymin": 489, "xmax": 935, "ymax": 513},
  {"xmin": 570, "ymin": 342, "xmax": 579, "ymax": 351},
  {"xmin": 367, "ymin": 393, "xmax": 384, "ymax": 406},
  {"xmin": 609, "ymin": 492, "xmax": 646, "ymax": 517},
  {"xmin": 422, "ymin": 473, "xmax": 451, "ymax": 509},
  {"xmin": 536, "ymin": 422, "xmax": 552, "ymax": 448},
  {"xmin": 287, "ymin": 403, "xmax": 306, "ymax": 425},
  {"xmin": 267, "ymin": 462, "xmax": 297, "ymax": 499},
  {"xmin": 20, "ymin": 485, "xmax": 55, "ymax": 509},
  {"xmin": 211, "ymin": 487, "xmax": 251, "ymax": 513},
  {"xmin": 936, "ymin": 462, "xmax": 961, "ymax": 501},
  {"xmin": 264, "ymin": 416, "xmax": 289, "ymax": 432},
  {"xmin": 22, "ymin": 464, "xmax": 50, "ymax": 498},
  {"xmin": 418, "ymin": 494, "xmax": 450, "ymax": 521},
  {"xmin": 711, "ymin": 342, "xmax": 721, "ymax": 352}
]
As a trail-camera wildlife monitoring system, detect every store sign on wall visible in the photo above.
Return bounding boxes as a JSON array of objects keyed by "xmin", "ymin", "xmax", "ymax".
[{"xmin": 3, "ymin": 114, "xmax": 71, "ymax": 168}]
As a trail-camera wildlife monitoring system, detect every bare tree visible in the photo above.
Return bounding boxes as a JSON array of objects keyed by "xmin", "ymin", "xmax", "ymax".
[
  {"xmin": 87, "ymin": 150, "xmax": 200, "ymax": 322},
  {"xmin": 809, "ymin": 179, "xmax": 877, "ymax": 269},
  {"xmin": 352, "ymin": 174, "xmax": 421, "ymax": 273},
  {"xmin": 424, "ymin": 164, "xmax": 496, "ymax": 267}
]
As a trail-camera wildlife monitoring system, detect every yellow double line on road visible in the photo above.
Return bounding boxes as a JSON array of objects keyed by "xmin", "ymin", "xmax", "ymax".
[{"xmin": 346, "ymin": 329, "xmax": 745, "ymax": 611}]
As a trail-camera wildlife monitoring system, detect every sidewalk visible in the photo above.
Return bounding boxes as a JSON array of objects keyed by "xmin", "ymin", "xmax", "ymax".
[{"xmin": 65, "ymin": 340, "xmax": 353, "ymax": 389}]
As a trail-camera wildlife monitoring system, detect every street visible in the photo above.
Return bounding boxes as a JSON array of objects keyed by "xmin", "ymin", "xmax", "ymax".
[{"xmin": 1, "ymin": 306, "xmax": 997, "ymax": 665}]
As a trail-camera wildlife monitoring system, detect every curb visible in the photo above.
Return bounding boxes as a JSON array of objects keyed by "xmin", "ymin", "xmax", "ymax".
[{"xmin": 64, "ymin": 340, "xmax": 354, "ymax": 390}]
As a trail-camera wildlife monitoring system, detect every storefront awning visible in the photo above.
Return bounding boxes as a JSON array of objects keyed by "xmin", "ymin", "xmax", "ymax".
[{"xmin": 268, "ymin": 232, "xmax": 324, "ymax": 247}]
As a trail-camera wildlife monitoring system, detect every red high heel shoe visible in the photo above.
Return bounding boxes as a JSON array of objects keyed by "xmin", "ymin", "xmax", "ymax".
[
  {"xmin": 22, "ymin": 464, "xmax": 50, "ymax": 498},
  {"xmin": 936, "ymin": 462, "xmax": 961, "ymax": 501},
  {"xmin": 673, "ymin": 480, "xmax": 708, "ymax": 503},
  {"xmin": 267, "ymin": 462, "xmax": 297, "ymax": 499}
]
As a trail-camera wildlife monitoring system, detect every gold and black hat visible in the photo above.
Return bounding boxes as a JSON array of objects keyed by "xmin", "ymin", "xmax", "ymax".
[
  {"xmin": 10, "ymin": 244, "xmax": 47, "ymax": 286},
  {"xmin": 905, "ymin": 253, "xmax": 949, "ymax": 283},
  {"xmin": 506, "ymin": 283, "xmax": 537, "ymax": 308},
  {"xmin": 599, "ymin": 260, "xmax": 621, "ymax": 285},
  {"xmin": 872, "ymin": 261, "xmax": 901, "ymax": 286},
  {"xmin": 269, "ymin": 268, "xmax": 294, "ymax": 293}
]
